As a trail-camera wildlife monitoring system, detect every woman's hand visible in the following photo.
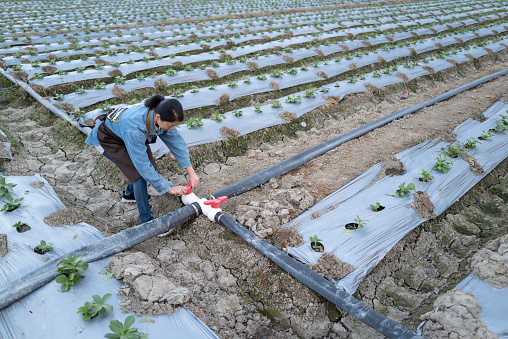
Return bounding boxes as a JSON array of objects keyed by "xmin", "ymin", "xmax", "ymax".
[
  {"xmin": 186, "ymin": 167, "xmax": 200, "ymax": 189},
  {"xmin": 168, "ymin": 186, "xmax": 188, "ymax": 196}
]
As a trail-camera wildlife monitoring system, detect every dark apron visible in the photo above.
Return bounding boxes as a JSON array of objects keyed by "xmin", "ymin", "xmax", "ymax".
[{"xmin": 96, "ymin": 113, "xmax": 157, "ymax": 183}]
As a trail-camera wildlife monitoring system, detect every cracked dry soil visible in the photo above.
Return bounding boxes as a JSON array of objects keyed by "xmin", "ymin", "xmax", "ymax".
[{"xmin": 1, "ymin": 57, "xmax": 508, "ymax": 338}]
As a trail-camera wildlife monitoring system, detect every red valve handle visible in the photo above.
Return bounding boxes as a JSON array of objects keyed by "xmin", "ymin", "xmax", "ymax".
[
  {"xmin": 203, "ymin": 196, "xmax": 228, "ymax": 209},
  {"xmin": 184, "ymin": 183, "xmax": 192, "ymax": 195}
]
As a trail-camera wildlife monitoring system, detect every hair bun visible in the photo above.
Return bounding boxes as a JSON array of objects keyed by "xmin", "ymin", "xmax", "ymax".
[{"xmin": 144, "ymin": 94, "xmax": 165, "ymax": 109}]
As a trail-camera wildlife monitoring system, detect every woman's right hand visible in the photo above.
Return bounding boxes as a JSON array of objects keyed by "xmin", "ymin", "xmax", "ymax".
[{"xmin": 168, "ymin": 186, "xmax": 187, "ymax": 196}]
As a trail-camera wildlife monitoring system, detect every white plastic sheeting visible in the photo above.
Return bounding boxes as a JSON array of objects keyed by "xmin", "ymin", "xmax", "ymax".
[
  {"xmin": 0, "ymin": 174, "xmax": 218, "ymax": 338},
  {"xmin": 455, "ymin": 275, "xmax": 508, "ymax": 338},
  {"xmin": 280, "ymin": 101, "xmax": 508, "ymax": 294},
  {"xmin": 136, "ymin": 36, "xmax": 507, "ymax": 157}
]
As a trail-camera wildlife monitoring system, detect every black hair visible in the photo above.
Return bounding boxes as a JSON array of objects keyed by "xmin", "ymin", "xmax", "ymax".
[{"xmin": 144, "ymin": 94, "xmax": 184, "ymax": 122}]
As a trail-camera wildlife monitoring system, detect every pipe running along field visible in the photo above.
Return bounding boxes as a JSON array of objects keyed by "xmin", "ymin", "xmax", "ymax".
[{"xmin": 0, "ymin": 68, "xmax": 506, "ymax": 336}]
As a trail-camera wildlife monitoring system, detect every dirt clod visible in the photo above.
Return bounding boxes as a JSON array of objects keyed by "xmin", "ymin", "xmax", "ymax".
[
  {"xmin": 218, "ymin": 93, "xmax": 229, "ymax": 105},
  {"xmin": 423, "ymin": 66, "xmax": 436, "ymax": 74},
  {"xmin": 470, "ymin": 234, "xmax": 508, "ymax": 289},
  {"xmin": 94, "ymin": 58, "xmax": 110, "ymax": 66},
  {"xmin": 461, "ymin": 153, "xmax": 485, "ymax": 176},
  {"xmin": 395, "ymin": 72, "xmax": 410, "ymax": 82},
  {"xmin": 112, "ymin": 85, "xmax": 126, "ymax": 97},
  {"xmin": 0, "ymin": 234, "xmax": 7, "ymax": 258},
  {"xmin": 311, "ymin": 253, "xmax": 355, "ymax": 281},
  {"xmin": 247, "ymin": 62, "xmax": 259, "ymax": 70},
  {"xmin": 42, "ymin": 65, "xmax": 57, "ymax": 74},
  {"xmin": 53, "ymin": 103, "xmax": 75, "ymax": 113},
  {"xmin": 314, "ymin": 49, "xmax": 324, "ymax": 57},
  {"xmin": 30, "ymin": 181, "xmax": 44, "ymax": 189},
  {"xmin": 44, "ymin": 207, "xmax": 84, "ymax": 226},
  {"xmin": 420, "ymin": 289, "xmax": 497, "ymax": 339},
  {"xmin": 206, "ymin": 69, "xmax": 218, "ymax": 79},
  {"xmin": 154, "ymin": 78, "xmax": 167, "ymax": 89},
  {"xmin": 268, "ymin": 225, "xmax": 303, "ymax": 250},
  {"xmin": 8, "ymin": 72, "xmax": 28, "ymax": 82},
  {"xmin": 381, "ymin": 155, "xmax": 406, "ymax": 177},
  {"xmin": 279, "ymin": 111, "xmax": 297, "ymax": 123},
  {"xmin": 220, "ymin": 126, "xmax": 239, "ymax": 139},
  {"xmin": 283, "ymin": 55, "xmax": 294, "ymax": 63},
  {"xmin": 270, "ymin": 81, "xmax": 279, "ymax": 90},
  {"xmin": 413, "ymin": 191, "xmax": 437, "ymax": 219},
  {"xmin": 317, "ymin": 71, "xmax": 328, "ymax": 79},
  {"xmin": 108, "ymin": 69, "xmax": 122, "ymax": 78}
]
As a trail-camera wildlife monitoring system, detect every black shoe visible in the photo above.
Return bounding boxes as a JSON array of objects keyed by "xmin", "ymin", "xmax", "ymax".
[{"xmin": 121, "ymin": 192, "xmax": 151, "ymax": 203}]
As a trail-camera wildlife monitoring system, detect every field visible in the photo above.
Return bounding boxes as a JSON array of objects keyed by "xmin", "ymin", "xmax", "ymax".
[{"xmin": 0, "ymin": 0, "xmax": 508, "ymax": 338}]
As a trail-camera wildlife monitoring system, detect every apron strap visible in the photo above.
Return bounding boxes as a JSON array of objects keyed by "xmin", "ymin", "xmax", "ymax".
[{"xmin": 146, "ymin": 109, "xmax": 152, "ymax": 139}]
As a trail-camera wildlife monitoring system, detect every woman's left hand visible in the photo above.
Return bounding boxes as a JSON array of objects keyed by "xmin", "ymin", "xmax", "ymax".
[{"xmin": 186, "ymin": 167, "xmax": 200, "ymax": 188}]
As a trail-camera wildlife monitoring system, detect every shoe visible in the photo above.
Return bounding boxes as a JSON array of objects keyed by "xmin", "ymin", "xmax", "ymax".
[{"xmin": 121, "ymin": 191, "xmax": 152, "ymax": 203}]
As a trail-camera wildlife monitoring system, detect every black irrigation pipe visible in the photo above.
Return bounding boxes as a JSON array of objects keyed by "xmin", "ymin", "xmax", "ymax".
[
  {"xmin": 215, "ymin": 212, "xmax": 422, "ymax": 339},
  {"xmin": 213, "ymin": 68, "xmax": 508, "ymax": 198},
  {"xmin": 0, "ymin": 66, "xmax": 506, "ymax": 335}
]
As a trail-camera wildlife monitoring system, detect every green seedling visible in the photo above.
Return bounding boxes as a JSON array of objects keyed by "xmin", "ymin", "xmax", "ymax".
[
  {"xmin": 254, "ymin": 104, "xmax": 262, "ymax": 113},
  {"xmin": 101, "ymin": 103, "xmax": 111, "ymax": 111},
  {"xmin": 370, "ymin": 202, "xmax": 381, "ymax": 211},
  {"xmin": 54, "ymin": 93, "xmax": 64, "ymax": 101},
  {"xmin": 105, "ymin": 316, "xmax": 148, "ymax": 339},
  {"xmin": 190, "ymin": 85, "xmax": 199, "ymax": 93},
  {"xmin": 256, "ymin": 73, "xmax": 267, "ymax": 80},
  {"xmin": 494, "ymin": 121, "xmax": 507, "ymax": 132},
  {"xmin": 346, "ymin": 76, "xmax": 357, "ymax": 83},
  {"xmin": 270, "ymin": 69, "xmax": 283, "ymax": 77},
  {"xmin": 228, "ymin": 80, "xmax": 238, "ymax": 87},
  {"xmin": 1, "ymin": 193, "xmax": 23, "ymax": 212},
  {"xmin": 213, "ymin": 111, "xmax": 226, "ymax": 122},
  {"xmin": 354, "ymin": 215, "xmax": 369, "ymax": 228},
  {"xmin": 172, "ymin": 88, "xmax": 184, "ymax": 97},
  {"xmin": 98, "ymin": 270, "xmax": 113, "ymax": 281},
  {"xmin": 285, "ymin": 95, "xmax": 301, "ymax": 104},
  {"xmin": 419, "ymin": 169, "xmax": 434, "ymax": 182},
  {"xmin": 272, "ymin": 101, "xmax": 282, "ymax": 109},
  {"xmin": 309, "ymin": 235, "xmax": 323, "ymax": 250},
  {"xmin": 478, "ymin": 129, "xmax": 495, "ymax": 140},
  {"xmin": 119, "ymin": 299, "xmax": 132, "ymax": 306},
  {"xmin": 242, "ymin": 76, "xmax": 251, "ymax": 84},
  {"xmin": 391, "ymin": 182, "xmax": 416, "ymax": 196},
  {"xmin": 114, "ymin": 76, "xmax": 126, "ymax": 84},
  {"xmin": 34, "ymin": 240, "xmax": 53, "ymax": 254},
  {"xmin": 55, "ymin": 253, "xmax": 88, "ymax": 292},
  {"xmin": 75, "ymin": 66, "xmax": 85, "ymax": 73},
  {"xmin": 75, "ymin": 86, "xmax": 86, "ymax": 94},
  {"xmin": 0, "ymin": 176, "xmax": 16, "ymax": 196},
  {"xmin": 445, "ymin": 143, "xmax": 465, "ymax": 158},
  {"xmin": 77, "ymin": 293, "xmax": 113, "ymax": 321},
  {"xmin": 12, "ymin": 221, "xmax": 30, "ymax": 232},
  {"xmin": 433, "ymin": 154, "xmax": 453, "ymax": 173},
  {"xmin": 232, "ymin": 109, "xmax": 243, "ymax": 117},
  {"xmin": 186, "ymin": 117, "xmax": 203, "ymax": 128},
  {"xmin": 93, "ymin": 81, "xmax": 106, "ymax": 90},
  {"xmin": 464, "ymin": 137, "xmax": 481, "ymax": 149}
]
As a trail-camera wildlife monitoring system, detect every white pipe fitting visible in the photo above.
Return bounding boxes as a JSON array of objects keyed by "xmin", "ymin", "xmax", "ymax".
[
  {"xmin": 181, "ymin": 192, "xmax": 199, "ymax": 206},
  {"xmin": 197, "ymin": 198, "xmax": 222, "ymax": 221}
]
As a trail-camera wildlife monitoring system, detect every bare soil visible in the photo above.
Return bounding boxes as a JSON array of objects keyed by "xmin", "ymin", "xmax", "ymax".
[{"xmin": 0, "ymin": 54, "xmax": 507, "ymax": 338}]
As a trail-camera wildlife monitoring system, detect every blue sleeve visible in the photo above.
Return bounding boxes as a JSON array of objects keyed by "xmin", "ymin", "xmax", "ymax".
[
  {"xmin": 158, "ymin": 129, "xmax": 192, "ymax": 169},
  {"xmin": 123, "ymin": 130, "xmax": 171, "ymax": 194}
]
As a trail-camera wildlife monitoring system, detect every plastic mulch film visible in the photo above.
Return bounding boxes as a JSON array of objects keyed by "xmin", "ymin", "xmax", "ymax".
[
  {"xmin": 454, "ymin": 275, "xmax": 508, "ymax": 338},
  {"xmin": 277, "ymin": 101, "xmax": 508, "ymax": 295},
  {"xmin": 142, "ymin": 37, "xmax": 505, "ymax": 150},
  {"xmin": 56, "ymin": 23, "xmax": 508, "ymax": 111},
  {"xmin": 16, "ymin": 7, "xmax": 505, "ymax": 80},
  {"xmin": 0, "ymin": 130, "xmax": 11, "ymax": 159},
  {"xmin": 0, "ymin": 174, "xmax": 218, "ymax": 338}
]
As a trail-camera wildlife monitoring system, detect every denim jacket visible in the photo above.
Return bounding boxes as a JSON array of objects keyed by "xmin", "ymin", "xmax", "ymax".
[{"xmin": 85, "ymin": 104, "xmax": 191, "ymax": 194}]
